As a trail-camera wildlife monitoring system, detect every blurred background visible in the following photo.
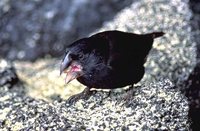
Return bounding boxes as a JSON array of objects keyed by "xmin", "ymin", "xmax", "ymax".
[
  {"xmin": 0, "ymin": 0, "xmax": 133, "ymax": 61},
  {"xmin": 0, "ymin": 0, "xmax": 200, "ymax": 130}
]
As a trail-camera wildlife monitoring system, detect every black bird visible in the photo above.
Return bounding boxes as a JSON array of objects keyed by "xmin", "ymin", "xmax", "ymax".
[{"xmin": 60, "ymin": 30, "xmax": 164, "ymax": 103}]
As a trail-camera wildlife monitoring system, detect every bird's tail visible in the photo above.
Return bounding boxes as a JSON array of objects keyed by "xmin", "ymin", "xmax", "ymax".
[{"xmin": 151, "ymin": 32, "xmax": 165, "ymax": 39}]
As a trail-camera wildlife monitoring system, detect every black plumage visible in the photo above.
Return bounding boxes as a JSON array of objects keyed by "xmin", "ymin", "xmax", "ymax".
[{"xmin": 60, "ymin": 30, "xmax": 164, "ymax": 90}]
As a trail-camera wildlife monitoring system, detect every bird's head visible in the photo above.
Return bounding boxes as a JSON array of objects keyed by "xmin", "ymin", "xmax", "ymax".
[
  {"xmin": 60, "ymin": 38, "xmax": 102, "ymax": 84},
  {"xmin": 60, "ymin": 50, "xmax": 84, "ymax": 84}
]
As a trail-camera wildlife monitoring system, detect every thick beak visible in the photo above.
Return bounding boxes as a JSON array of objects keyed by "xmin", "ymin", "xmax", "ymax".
[
  {"xmin": 60, "ymin": 52, "xmax": 83, "ymax": 84},
  {"xmin": 60, "ymin": 52, "xmax": 71, "ymax": 75}
]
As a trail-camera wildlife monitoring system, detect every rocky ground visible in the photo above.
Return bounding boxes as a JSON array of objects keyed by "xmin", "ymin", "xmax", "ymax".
[{"xmin": 0, "ymin": 0, "xmax": 200, "ymax": 130}]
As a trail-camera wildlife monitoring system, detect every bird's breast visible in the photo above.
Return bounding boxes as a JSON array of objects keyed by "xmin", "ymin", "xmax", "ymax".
[{"xmin": 77, "ymin": 65, "xmax": 144, "ymax": 89}]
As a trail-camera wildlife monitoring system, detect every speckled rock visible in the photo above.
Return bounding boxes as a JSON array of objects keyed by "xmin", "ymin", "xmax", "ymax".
[
  {"xmin": 0, "ymin": 59, "xmax": 19, "ymax": 88},
  {"xmin": 0, "ymin": 79, "xmax": 189, "ymax": 130}
]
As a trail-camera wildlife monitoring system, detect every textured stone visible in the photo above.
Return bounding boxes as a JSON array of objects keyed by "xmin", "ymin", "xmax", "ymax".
[
  {"xmin": 0, "ymin": 79, "xmax": 189, "ymax": 130},
  {"xmin": 0, "ymin": 59, "xmax": 19, "ymax": 88}
]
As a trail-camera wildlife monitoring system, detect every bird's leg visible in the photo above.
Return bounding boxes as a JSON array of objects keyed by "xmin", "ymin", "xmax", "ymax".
[
  {"xmin": 118, "ymin": 84, "xmax": 137, "ymax": 104},
  {"xmin": 66, "ymin": 87, "xmax": 92, "ymax": 105},
  {"xmin": 126, "ymin": 84, "xmax": 138, "ymax": 98},
  {"xmin": 126, "ymin": 85, "xmax": 135, "ymax": 98}
]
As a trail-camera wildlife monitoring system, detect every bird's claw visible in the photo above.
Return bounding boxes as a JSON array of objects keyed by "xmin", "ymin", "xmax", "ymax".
[
  {"xmin": 116, "ymin": 85, "xmax": 138, "ymax": 106},
  {"xmin": 65, "ymin": 87, "xmax": 91, "ymax": 106}
]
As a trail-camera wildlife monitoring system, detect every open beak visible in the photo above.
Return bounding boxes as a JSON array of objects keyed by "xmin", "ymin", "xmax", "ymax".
[
  {"xmin": 64, "ymin": 71, "xmax": 80, "ymax": 84},
  {"xmin": 60, "ymin": 52, "xmax": 83, "ymax": 84}
]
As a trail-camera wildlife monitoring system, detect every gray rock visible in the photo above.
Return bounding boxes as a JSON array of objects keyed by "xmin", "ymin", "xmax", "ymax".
[
  {"xmin": 0, "ymin": 79, "xmax": 189, "ymax": 130},
  {"xmin": 0, "ymin": 59, "xmax": 19, "ymax": 88},
  {"xmin": 0, "ymin": 0, "xmax": 133, "ymax": 61}
]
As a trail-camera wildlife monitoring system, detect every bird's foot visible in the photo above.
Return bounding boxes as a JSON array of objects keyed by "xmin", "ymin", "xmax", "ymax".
[
  {"xmin": 66, "ymin": 87, "xmax": 91, "ymax": 106},
  {"xmin": 117, "ymin": 85, "xmax": 138, "ymax": 106}
]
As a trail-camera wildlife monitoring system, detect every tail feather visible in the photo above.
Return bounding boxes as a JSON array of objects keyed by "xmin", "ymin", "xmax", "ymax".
[{"xmin": 151, "ymin": 32, "xmax": 165, "ymax": 39}]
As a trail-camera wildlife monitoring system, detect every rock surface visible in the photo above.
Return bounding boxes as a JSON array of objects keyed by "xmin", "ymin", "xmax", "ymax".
[
  {"xmin": 0, "ymin": 59, "xmax": 19, "ymax": 89},
  {"xmin": 0, "ymin": 79, "xmax": 189, "ymax": 130}
]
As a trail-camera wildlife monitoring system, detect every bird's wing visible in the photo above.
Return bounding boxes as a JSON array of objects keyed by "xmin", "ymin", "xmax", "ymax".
[
  {"xmin": 89, "ymin": 30, "xmax": 163, "ymax": 69},
  {"xmin": 89, "ymin": 31, "xmax": 136, "ymax": 69}
]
